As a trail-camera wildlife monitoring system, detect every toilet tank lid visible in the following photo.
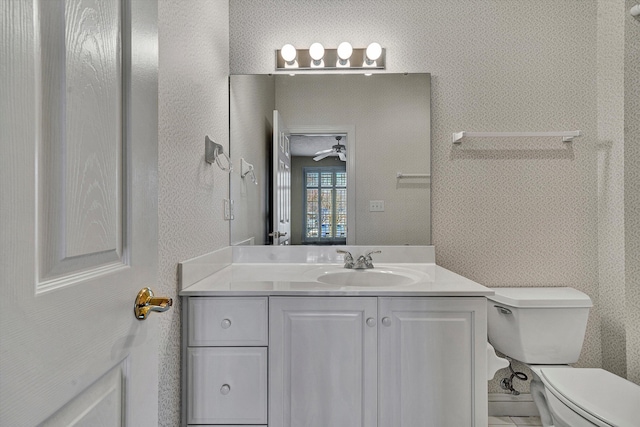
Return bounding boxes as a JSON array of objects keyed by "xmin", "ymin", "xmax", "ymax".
[{"xmin": 487, "ymin": 287, "xmax": 592, "ymax": 308}]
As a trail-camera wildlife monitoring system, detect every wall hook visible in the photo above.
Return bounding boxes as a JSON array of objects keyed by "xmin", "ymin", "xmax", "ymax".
[
  {"xmin": 205, "ymin": 135, "xmax": 233, "ymax": 172},
  {"xmin": 241, "ymin": 158, "xmax": 258, "ymax": 185}
]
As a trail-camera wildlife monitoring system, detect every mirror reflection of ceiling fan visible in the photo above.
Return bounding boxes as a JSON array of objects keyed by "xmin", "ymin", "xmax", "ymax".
[{"xmin": 313, "ymin": 136, "xmax": 346, "ymax": 162}]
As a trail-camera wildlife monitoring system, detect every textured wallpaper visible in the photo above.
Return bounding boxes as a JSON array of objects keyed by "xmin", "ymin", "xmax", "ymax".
[
  {"xmin": 230, "ymin": 0, "xmax": 603, "ymax": 393},
  {"xmin": 158, "ymin": 1, "xmax": 229, "ymax": 425}
]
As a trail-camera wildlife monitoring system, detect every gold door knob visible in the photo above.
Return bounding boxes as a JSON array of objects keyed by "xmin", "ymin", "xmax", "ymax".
[{"xmin": 134, "ymin": 287, "xmax": 172, "ymax": 320}]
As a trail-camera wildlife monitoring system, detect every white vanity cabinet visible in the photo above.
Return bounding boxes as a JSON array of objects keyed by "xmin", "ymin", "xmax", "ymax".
[{"xmin": 183, "ymin": 295, "xmax": 487, "ymax": 427}]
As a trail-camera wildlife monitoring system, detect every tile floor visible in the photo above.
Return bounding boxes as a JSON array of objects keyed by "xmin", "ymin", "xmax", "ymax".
[{"xmin": 489, "ymin": 416, "xmax": 543, "ymax": 427}]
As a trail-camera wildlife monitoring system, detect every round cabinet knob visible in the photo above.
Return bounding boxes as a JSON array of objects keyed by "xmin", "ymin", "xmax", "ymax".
[
  {"xmin": 382, "ymin": 317, "xmax": 392, "ymax": 327},
  {"xmin": 366, "ymin": 317, "xmax": 376, "ymax": 327},
  {"xmin": 220, "ymin": 384, "xmax": 231, "ymax": 395},
  {"xmin": 221, "ymin": 318, "xmax": 232, "ymax": 329}
]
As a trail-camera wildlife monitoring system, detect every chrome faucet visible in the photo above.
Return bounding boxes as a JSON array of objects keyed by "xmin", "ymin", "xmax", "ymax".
[
  {"xmin": 336, "ymin": 250, "xmax": 354, "ymax": 269},
  {"xmin": 354, "ymin": 250, "xmax": 382, "ymax": 269}
]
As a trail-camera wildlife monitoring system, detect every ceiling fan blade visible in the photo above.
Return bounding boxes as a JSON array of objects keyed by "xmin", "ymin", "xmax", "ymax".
[
  {"xmin": 314, "ymin": 148, "xmax": 334, "ymax": 155},
  {"xmin": 338, "ymin": 152, "xmax": 346, "ymax": 161},
  {"xmin": 313, "ymin": 152, "xmax": 332, "ymax": 161}
]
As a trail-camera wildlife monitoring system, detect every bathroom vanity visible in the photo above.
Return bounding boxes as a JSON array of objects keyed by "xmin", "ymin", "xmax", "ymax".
[{"xmin": 179, "ymin": 246, "xmax": 493, "ymax": 427}]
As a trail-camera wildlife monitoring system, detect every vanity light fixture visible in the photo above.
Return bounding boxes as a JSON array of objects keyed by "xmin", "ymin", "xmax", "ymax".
[
  {"xmin": 275, "ymin": 43, "xmax": 385, "ymax": 71},
  {"xmin": 363, "ymin": 42, "xmax": 382, "ymax": 67},
  {"xmin": 309, "ymin": 42, "xmax": 325, "ymax": 67},
  {"xmin": 336, "ymin": 42, "xmax": 353, "ymax": 67}
]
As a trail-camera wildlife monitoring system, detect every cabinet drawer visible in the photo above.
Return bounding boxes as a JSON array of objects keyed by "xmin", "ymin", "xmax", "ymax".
[
  {"xmin": 188, "ymin": 297, "xmax": 268, "ymax": 346},
  {"xmin": 187, "ymin": 347, "xmax": 267, "ymax": 425}
]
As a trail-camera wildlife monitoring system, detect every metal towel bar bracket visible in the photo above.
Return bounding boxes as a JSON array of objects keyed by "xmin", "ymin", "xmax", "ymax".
[
  {"xmin": 205, "ymin": 135, "xmax": 233, "ymax": 172},
  {"xmin": 241, "ymin": 158, "xmax": 258, "ymax": 185}
]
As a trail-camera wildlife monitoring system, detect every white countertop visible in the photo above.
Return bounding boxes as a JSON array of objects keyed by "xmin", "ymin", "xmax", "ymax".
[{"xmin": 179, "ymin": 262, "xmax": 493, "ymax": 297}]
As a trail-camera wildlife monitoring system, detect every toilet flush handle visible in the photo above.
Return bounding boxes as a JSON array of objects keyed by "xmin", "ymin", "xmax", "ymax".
[{"xmin": 494, "ymin": 305, "xmax": 512, "ymax": 315}]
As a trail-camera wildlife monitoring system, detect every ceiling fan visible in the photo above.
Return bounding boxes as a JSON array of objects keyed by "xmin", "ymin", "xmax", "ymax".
[{"xmin": 313, "ymin": 136, "xmax": 346, "ymax": 162}]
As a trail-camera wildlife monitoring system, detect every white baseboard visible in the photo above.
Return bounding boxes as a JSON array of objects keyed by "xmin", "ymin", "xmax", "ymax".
[{"xmin": 488, "ymin": 393, "xmax": 540, "ymax": 417}]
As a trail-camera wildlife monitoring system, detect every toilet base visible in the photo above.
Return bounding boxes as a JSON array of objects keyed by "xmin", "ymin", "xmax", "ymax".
[{"xmin": 530, "ymin": 377, "xmax": 554, "ymax": 427}]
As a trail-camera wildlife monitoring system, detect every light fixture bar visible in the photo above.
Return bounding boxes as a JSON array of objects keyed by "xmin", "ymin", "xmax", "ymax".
[{"xmin": 275, "ymin": 47, "xmax": 385, "ymax": 71}]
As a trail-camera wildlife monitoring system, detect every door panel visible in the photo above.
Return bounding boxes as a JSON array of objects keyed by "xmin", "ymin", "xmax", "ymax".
[
  {"xmin": 40, "ymin": 363, "xmax": 124, "ymax": 427},
  {"xmin": 0, "ymin": 1, "xmax": 159, "ymax": 425},
  {"xmin": 269, "ymin": 297, "xmax": 377, "ymax": 427},
  {"xmin": 38, "ymin": 0, "xmax": 125, "ymax": 287}
]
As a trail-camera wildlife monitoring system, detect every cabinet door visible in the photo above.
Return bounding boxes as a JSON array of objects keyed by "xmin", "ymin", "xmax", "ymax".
[
  {"xmin": 378, "ymin": 297, "xmax": 487, "ymax": 427},
  {"xmin": 269, "ymin": 297, "xmax": 377, "ymax": 427}
]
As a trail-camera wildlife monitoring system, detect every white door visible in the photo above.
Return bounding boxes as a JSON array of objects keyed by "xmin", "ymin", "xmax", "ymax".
[
  {"xmin": 269, "ymin": 297, "xmax": 378, "ymax": 427},
  {"xmin": 272, "ymin": 110, "xmax": 291, "ymax": 245},
  {"xmin": 1, "ymin": 1, "xmax": 161, "ymax": 426},
  {"xmin": 378, "ymin": 297, "xmax": 488, "ymax": 427}
]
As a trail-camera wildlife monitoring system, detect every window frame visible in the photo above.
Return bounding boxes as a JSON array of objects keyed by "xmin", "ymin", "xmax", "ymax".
[{"xmin": 302, "ymin": 166, "xmax": 347, "ymax": 244}]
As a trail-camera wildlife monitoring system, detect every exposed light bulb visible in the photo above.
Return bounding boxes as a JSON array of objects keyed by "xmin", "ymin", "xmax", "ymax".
[
  {"xmin": 309, "ymin": 42, "xmax": 325, "ymax": 67},
  {"xmin": 337, "ymin": 42, "xmax": 353, "ymax": 60},
  {"xmin": 281, "ymin": 44, "xmax": 297, "ymax": 64},
  {"xmin": 309, "ymin": 43, "xmax": 325, "ymax": 60},
  {"xmin": 337, "ymin": 42, "xmax": 353, "ymax": 67},
  {"xmin": 365, "ymin": 42, "xmax": 382, "ymax": 62}
]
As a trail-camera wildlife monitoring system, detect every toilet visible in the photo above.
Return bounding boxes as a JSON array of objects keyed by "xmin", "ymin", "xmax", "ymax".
[{"xmin": 487, "ymin": 287, "xmax": 640, "ymax": 427}]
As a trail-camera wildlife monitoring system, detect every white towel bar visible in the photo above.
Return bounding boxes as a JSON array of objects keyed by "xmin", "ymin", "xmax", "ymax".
[
  {"xmin": 452, "ymin": 131, "xmax": 581, "ymax": 144},
  {"xmin": 396, "ymin": 172, "xmax": 430, "ymax": 179}
]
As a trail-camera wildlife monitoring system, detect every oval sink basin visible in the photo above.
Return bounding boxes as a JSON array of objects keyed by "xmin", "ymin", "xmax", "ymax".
[{"xmin": 316, "ymin": 269, "xmax": 420, "ymax": 287}]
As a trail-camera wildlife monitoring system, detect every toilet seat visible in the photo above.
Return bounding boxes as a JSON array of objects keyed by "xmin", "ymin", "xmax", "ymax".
[{"xmin": 537, "ymin": 367, "xmax": 640, "ymax": 427}]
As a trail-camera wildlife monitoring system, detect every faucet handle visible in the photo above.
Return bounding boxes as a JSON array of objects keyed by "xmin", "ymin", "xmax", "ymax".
[
  {"xmin": 337, "ymin": 249, "xmax": 352, "ymax": 257},
  {"xmin": 362, "ymin": 250, "xmax": 381, "ymax": 268},
  {"xmin": 336, "ymin": 250, "xmax": 354, "ymax": 268}
]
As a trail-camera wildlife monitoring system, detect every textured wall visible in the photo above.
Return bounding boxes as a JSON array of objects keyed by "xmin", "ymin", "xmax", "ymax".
[
  {"xmin": 624, "ymin": 0, "xmax": 640, "ymax": 385},
  {"xmin": 230, "ymin": 0, "xmax": 603, "ymax": 392},
  {"xmin": 597, "ymin": 0, "xmax": 627, "ymax": 378},
  {"xmin": 276, "ymin": 74, "xmax": 431, "ymax": 245},
  {"xmin": 229, "ymin": 75, "xmax": 275, "ymax": 245},
  {"xmin": 158, "ymin": 1, "xmax": 229, "ymax": 425}
]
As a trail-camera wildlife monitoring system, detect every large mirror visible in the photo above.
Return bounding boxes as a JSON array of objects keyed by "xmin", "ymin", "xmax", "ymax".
[{"xmin": 230, "ymin": 73, "xmax": 431, "ymax": 246}]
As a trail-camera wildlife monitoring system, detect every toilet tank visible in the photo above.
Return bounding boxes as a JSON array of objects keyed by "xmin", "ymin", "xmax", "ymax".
[{"xmin": 487, "ymin": 287, "xmax": 592, "ymax": 364}]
